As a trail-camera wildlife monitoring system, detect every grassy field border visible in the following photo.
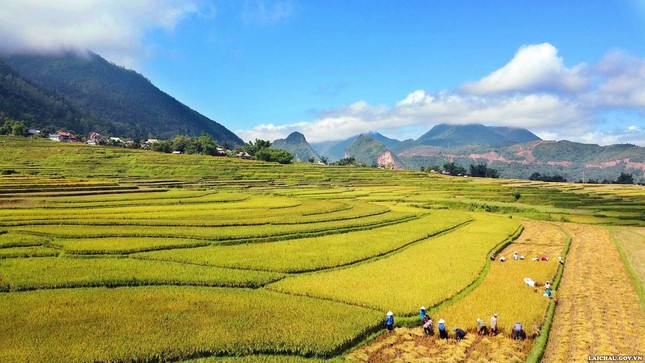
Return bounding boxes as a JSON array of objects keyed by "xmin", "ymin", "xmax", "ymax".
[
  {"xmin": 608, "ymin": 227, "xmax": 645, "ymax": 310},
  {"xmin": 525, "ymin": 225, "xmax": 572, "ymax": 363}
]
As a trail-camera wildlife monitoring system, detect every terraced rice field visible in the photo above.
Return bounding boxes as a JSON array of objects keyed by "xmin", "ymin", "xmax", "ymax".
[{"xmin": 0, "ymin": 137, "xmax": 643, "ymax": 361}]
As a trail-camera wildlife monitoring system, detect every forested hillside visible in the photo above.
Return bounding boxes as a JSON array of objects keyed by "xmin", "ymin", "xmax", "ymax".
[
  {"xmin": 3, "ymin": 52, "xmax": 243, "ymax": 145},
  {"xmin": 0, "ymin": 60, "xmax": 98, "ymax": 134}
]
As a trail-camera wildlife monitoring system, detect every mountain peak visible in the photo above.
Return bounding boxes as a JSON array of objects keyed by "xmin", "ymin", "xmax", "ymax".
[
  {"xmin": 417, "ymin": 123, "xmax": 540, "ymax": 147},
  {"xmin": 272, "ymin": 132, "xmax": 320, "ymax": 162},
  {"xmin": 284, "ymin": 131, "xmax": 307, "ymax": 143}
]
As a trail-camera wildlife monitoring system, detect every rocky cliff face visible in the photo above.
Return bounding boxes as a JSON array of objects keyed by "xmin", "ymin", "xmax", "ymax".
[{"xmin": 377, "ymin": 150, "xmax": 404, "ymax": 170}]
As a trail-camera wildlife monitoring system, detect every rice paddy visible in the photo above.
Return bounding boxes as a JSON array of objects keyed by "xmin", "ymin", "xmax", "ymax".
[{"xmin": 0, "ymin": 136, "xmax": 643, "ymax": 361}]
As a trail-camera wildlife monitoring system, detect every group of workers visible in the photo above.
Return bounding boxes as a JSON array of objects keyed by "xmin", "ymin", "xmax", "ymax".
[
  {"xmin": 491, "ymin": 251, "xmax": 564, "ymax": 264},
  {"xmin": 385, "ymin": 308, "xmax": 527, "ymax": 341}
]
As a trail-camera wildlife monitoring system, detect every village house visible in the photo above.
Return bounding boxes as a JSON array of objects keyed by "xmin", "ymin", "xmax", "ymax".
[{"xmin": 49, "ymin": 131, "xmax": 78, "ymax": 142}]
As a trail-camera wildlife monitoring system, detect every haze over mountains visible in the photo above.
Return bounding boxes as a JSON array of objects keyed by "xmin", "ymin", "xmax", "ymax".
[{"xmin": 1, "ymin": 51, "xmax": 643, "ymax": 182}]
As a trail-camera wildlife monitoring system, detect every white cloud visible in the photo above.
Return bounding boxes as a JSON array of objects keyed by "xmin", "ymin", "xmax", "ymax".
[
  {"xmin": 0, "ymin": 0, "xmax": 205, "ymax": 66},
  {"xmin": 241, "ymin": 0, "xmax": 294, "ymax": 26},
  {"xmin": 238, "ymin": 43, "xmax": 645, "ymax": 146},
  {"xmin": 590, "ymin": 51, "xmax": 645, "ymax": 108},
  {"xmin": 463, "ymin": 43, "xmax": 587, "ymax": 95},
  {"xmin": 239, "ymin": 92, "xmax": 591, "ymax": 143}
]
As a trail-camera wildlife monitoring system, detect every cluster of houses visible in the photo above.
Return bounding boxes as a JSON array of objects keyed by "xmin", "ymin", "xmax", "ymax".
[
  {"xmin": 44, "ymin": 130, "xmax": 247, "ymax": 158},
  {"xmin": 47, "ymin": 131, "xmax": 158, "ymax": 148}
]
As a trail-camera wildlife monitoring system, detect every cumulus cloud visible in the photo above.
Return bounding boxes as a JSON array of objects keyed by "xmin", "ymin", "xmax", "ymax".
[
  {"xmin": 239, "ymin": 43, "xmax": 645, "ymax": 146},
  {"xmin": 462, "ymin": 43, "xmax": 588, "ymax": 94},
  {"xmin": 0, "ymin": 0, "xmax": 205, "ymax": 66},
  {"xmin": 590, "ymin": 50, "xmax": 645, "ymax": 108}
]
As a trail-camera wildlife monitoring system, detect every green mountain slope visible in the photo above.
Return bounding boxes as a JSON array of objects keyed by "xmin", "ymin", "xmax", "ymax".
[
  {"xmin": 0, "ymin": 59, "xmax": 95, "ymax": 133},
  {"xmin": 271, "ymin": 132, "xmax": 321, "ymax": 162},
  {"xmin": 3, "ymin": 52, "xmax": 243, "ymax": 145},
  {"xmin": 399, "ymin": 140, "xmax": 645, "ymax": 182},
  {"xmin": 312, "ymin": 131, "xmax": 401, "ymax": 161}
]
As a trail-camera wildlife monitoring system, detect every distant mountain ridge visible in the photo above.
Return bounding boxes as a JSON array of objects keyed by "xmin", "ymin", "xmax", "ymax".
[
  {"xmin": 311, "ymin": 131, "xmax": 401, "ymax": 161},
  {"xmin": 2, "ymin": 52, "xmax": 243, "ymax": 145},
  {"xmin": 305, "ymin": 123, "xmax": 644, "ymax": 182},
  {"xmin": 416, "ymin": 124, "xmax": 541, "ymax": 147}
]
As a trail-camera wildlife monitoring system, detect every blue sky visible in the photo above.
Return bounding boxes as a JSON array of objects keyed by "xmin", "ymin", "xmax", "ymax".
[{"xmin": 2, "ymin": 1, "xmax": 645, "ymax": 145}]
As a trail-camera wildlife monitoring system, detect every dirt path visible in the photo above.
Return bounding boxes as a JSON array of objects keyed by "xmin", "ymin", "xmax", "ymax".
[{"xmin": 542, "ymin": 224, "xmax": 645, "ymax": 362}]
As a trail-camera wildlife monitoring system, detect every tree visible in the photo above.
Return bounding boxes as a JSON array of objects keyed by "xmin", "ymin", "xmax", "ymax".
[
  {"xmin": 0, "ymin": 118, "xmax": 28, "ymax": 136},
  {"xmin": 243, "ymin": 139, "xmax": 271, "ymax": 156},
  {"xmin": 423, "ymin": 164, "xmax": 442, "ymax": 173},
  {"xmin": 443, "ymin": 162, "xmax": 466, "ymax": 176},
  {"xmin": 530, "ymin": 172, "xmax": 566, "ymax": 182},
  {"xmin": 319, "ymin": 156, "xmax": 328, "ymax": 165},
  {"xmin": 615, "ymin": 172, "xmax": 634, "ymax": 184},
  {"xmin": 469, "ymin": 163, "xmax": 499, "ymax": 178},
  {"xmin": 255, "ymin": 148, "xmax": 293, "ymax": 164},
  {"xmin": 336, "ymin": 157, "xmax": 357, "ymax": 166}
]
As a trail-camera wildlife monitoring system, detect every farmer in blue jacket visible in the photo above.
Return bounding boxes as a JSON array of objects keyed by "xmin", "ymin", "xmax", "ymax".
[
  {"xmin": 419, "ymin": 306, "xmax": 427, "ymax": 320},
  {"xmin": 386, "ymin": 311, "xmax": 394, "ymax": 332},
  {"xmin": 438, "ymin": 319, "xmax": 448, "ymax": 339}
]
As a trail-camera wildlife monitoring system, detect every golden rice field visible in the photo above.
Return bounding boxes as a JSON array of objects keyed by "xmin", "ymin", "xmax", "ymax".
[
  {"xmin": 347, "ymin": 221, "xmax": 567, "ymax": 362},
  {"xmin": 0, "ymin": 137, "xmax": 643, "ymax": 362}
]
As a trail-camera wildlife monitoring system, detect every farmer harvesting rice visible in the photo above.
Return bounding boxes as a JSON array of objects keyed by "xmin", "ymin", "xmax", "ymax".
[
  {"xmin": 453, "ymin": 327, "xmax": 467, "ymax": 341},
  {"xmin": 419, "ymin": 306, "xmax": 426, "ymax": 320},
  {"xmin": 512, "ymin": 321, "xmax": 526, "ymax": 340},
  {"xmin": 438, "ymin": 319, "xmax": 448, "ymax": 339},
  {"xmin": 490, "ymin": 313, "xmax": 498, "ymax": 335},
  {"xmin": 385, "ymin": 311, "xmax": 394, "ymax": 332},
  {"xmin": 423, "ymin": 316, "xmax": 434, "ymax": 336},
  {"xmin": 476, "ymin": 317, "xmax": 487, "ymax": 335}
]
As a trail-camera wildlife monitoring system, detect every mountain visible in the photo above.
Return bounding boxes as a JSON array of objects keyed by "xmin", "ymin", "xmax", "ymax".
[
  {"xmin": 416, "ymin": 123, "xmax": 541, "ymax": 147},
  {"xmin": 399, "ymin": 140, "xmax": 645, "ymax": 182},
  {"xmin": 0, "ymin": 59, "xmax": 95, "ymax": 133},
  {"xmin": 312, "ymin": 131, "xmax": 401, "ymax": 161},
  {"xmin": 3, "ymin": 52, "xmax": 243, "ymax": 145},
  {"xmin": 271, "ymin": 131, "xmax": 321, "ymax": 162},
  {"xmin": 344, "ymin": 134, "xmax": 404, "ymax": 169}
]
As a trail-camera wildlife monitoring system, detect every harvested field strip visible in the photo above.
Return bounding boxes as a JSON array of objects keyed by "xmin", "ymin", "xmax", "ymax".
[
  {"xmin": 0, "ymin": 257, "xmax": 283, "ymax": 291},
  {"xmin": 542, "ymin": 224, "xmax": 645, "ymax": 362},
  {"xmin": 346, "ymin": 328, "xmax": 531, "ymax": 363},
  {"xmin": 269, "ymin": 213, "xmax": 520, "ymax": 313},
  {"xmin": 187, "ymin": 355, "xmax": 325, "ymax": 362},
  {"xmin": 12, "ymin": 212, "xmax": 415, "ymax": 241},
  {"xmin": 0, "ymin": 287, "xmax": 382, "ymax": 362},
  {"xmin": 52, "ymin": 237, "xmax": 211, "ymax": 254},
  {"xmin": 135, "ymin": 211, "xmax": 472, "ymax": 273}
]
